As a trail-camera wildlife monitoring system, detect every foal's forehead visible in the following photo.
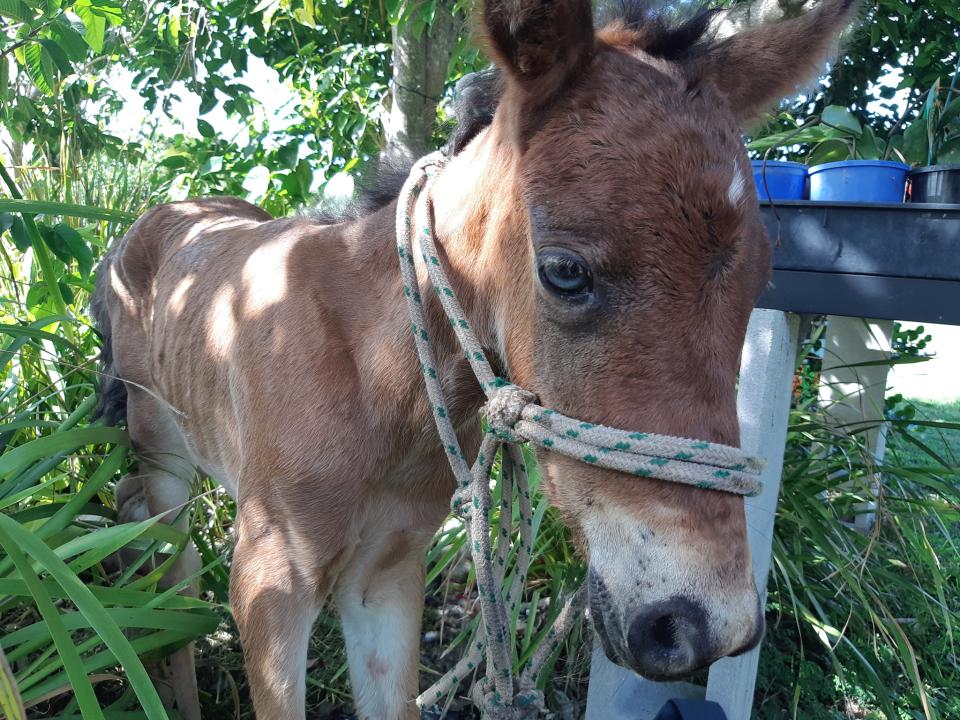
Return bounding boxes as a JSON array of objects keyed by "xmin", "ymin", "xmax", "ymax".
[
  {"xmin": 590, "ymin": 46, "xmax": 742, "ymax": 152},
  {"xmin": 523, "ymin": 53, "xmax": 750, "ymax": 240},
  {"xmin": 529, "ymin": 47, "xmax": 745, "ymax": 175},
  {"xmin": 516, "ymin": 60, "xmax": 758, "ymax": 270}
]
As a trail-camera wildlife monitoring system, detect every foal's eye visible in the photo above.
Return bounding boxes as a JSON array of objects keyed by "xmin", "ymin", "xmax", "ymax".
[{"xmin": 537, "ymin": 249, "xmax": 593, "ymax": 300}]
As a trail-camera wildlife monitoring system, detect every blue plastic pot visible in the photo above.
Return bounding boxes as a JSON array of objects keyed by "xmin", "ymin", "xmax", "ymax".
[
  {"xmin": 808, "ymin": 160, "xmax": 909, "ymax": 203},
  {"xmin": 750, "ymin": 160, "xmax": 807, "ymax": 200}
]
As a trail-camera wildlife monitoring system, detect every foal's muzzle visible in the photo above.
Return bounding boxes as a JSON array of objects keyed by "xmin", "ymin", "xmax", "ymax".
[{"xmin": 589, "ymin": 570, "xmax": 765, "ymax": 680}]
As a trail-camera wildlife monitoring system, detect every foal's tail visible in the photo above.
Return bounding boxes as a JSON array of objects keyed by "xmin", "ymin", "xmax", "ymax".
[{"xmin": 90, "ymin": 249, "xmax": 127, "ymax": 426}]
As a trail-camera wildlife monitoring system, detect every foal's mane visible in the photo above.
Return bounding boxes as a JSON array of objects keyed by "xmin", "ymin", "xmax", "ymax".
[
  {"xmin": 599, "ymin": 0, "xmax": 717, "ymax": 60},
  {"xmin": 308, "ymin": 0, "xmax": 716, "ymax": 225}
]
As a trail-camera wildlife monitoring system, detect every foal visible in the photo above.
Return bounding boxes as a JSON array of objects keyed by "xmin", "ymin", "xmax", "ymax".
[{"xmin": 94, "ymin": 0, "xmax": 859, "ymax": 717}]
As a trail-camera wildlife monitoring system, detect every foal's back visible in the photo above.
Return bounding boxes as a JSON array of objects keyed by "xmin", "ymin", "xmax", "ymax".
[{"xmin": 98, "ymin": 196, "xmax": 419, "ymax": 494}]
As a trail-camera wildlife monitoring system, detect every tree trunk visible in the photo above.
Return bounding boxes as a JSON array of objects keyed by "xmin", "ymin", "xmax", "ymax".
[{"xmin": 384, "ymin": 0, "xmax": 462, "ymax": 162}]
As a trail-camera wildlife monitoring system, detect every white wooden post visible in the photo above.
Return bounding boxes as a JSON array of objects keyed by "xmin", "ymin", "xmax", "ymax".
[
  {"xmin": 817, "ymin": 317, "xmax": 894, "ymax": 531},
  {"xmin": 704, "ymin": 310, "xmax": 801, "ymax": 716},
  {"xmin": 586, "ymin": 309, "xmax": 801, "ymax": 719}
]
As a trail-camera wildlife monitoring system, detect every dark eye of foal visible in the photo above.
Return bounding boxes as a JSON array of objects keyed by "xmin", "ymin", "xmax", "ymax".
[{"xmin": 537, "ymin": 249, "xmax": 593, "ymax": 300}]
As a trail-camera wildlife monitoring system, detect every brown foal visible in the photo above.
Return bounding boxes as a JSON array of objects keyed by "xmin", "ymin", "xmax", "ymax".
[{"xmin": 93, "ymin": 0, "xmax": 859, "ymax": 717}]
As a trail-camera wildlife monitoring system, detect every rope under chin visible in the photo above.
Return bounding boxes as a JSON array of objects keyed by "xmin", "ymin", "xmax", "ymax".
[{"xmin": 398, "ymin": 152, "xmax": 764, "ymax": 718}]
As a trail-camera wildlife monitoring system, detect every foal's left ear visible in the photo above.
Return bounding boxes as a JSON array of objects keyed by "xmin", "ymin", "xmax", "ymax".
[
  {"xmin": 686, "ymin": 0, "xmax": 861, "ymax": 124},
  {"xmin": 482, "ymin": 0, "xmax": 595, "ymax": 105}
]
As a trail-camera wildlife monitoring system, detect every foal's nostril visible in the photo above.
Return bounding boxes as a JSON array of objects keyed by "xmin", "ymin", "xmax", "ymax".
[
  {"xmin": 627, "ymin": 596, "xmax": 711, "ymax": 680},
  {"xmin": 649, "ymin": 613, "xmax": 678, "ymax": 651}
]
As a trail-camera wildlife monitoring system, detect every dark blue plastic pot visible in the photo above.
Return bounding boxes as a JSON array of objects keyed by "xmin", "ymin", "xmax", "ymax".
[
  {"xmin": 750, "ymin": 160, "xmax": 807, "ymax": 200},
  {"xmin": 909, "ymin": 164, "xmax": 960, "ymax": 204},
  {"xmin": 808, "ymin": 160, "xmax": 909, "ymax": 203}
]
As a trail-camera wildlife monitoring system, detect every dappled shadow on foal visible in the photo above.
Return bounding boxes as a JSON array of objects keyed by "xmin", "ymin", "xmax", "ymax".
[{"xmin": 93, "ymin": 0, "xmax": 860, "ymax": 717}]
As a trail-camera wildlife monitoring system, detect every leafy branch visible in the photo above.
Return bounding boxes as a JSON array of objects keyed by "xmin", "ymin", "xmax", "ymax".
[{"xmin": 0, "ymin": 18, "xmax": 55, "ymax": 59}]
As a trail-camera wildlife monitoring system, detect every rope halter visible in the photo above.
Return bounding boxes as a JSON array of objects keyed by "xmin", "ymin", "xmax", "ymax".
[{"xmin": 397, "ymin": 151, "xmax": 765, "ymax": 718}]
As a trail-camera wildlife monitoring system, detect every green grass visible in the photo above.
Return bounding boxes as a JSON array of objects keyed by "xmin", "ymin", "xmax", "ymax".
[
  {"xmin": 753, "ymin": 391, "xmax": 960, "ymax": 720},
  {"xmin": 885, "ymin": 398, "xmax": 960, "ymax": 468}
]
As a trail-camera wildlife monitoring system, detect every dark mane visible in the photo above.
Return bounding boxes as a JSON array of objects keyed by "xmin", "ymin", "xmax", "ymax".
[
  {"xmin": 306, "ymin": 154, "xmax": 416, "ymax": 225},
  {"xmin": 597, "ymin": 0, "xmax": 718, "ymax": 60}
]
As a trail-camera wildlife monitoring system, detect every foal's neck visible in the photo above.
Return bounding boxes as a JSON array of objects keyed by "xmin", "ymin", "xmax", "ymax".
[
  {"xmin": 347, "ymin": 128, "xmax": 525, "ymax": 446},
  {"xmin": 428, "ymin": 128, "xmax": 527, "ymax": 375}
]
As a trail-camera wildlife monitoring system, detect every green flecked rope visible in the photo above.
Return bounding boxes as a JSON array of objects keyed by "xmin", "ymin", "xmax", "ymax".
[{"xmin": 397, "ymin": 152, "xmax": 764, "ymax": 718}]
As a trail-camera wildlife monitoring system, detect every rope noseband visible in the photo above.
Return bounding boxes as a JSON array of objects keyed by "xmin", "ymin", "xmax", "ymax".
[{"xmin": 397, "ymin": 152, "xmax": 764, "ymax": 717}]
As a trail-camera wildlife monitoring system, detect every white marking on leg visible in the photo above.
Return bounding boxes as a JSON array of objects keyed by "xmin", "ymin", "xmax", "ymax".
[{"xmin": 337, "ymin": 587, "xmax": 419, "ymax": 720}]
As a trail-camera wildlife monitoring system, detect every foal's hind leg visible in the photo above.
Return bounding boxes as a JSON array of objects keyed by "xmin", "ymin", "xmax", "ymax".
[{"xmin": 116, "ymin": 389, "xmax": 202, "ymax": 720}]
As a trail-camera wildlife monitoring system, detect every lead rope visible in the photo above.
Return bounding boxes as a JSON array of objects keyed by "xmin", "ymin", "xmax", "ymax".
[{"xmin": 397, "ymin": 152, "xmax": 764, "ymax": 719}]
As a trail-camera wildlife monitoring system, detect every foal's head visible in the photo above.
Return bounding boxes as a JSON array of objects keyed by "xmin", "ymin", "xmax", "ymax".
[{"xmin": 451, "ymin": 0, "xmax": 858, "ymax": 680}]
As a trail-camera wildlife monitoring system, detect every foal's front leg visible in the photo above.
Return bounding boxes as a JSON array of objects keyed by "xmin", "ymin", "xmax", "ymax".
[{"xmin": 333, "ymin": 521, "xmax": 436, "ymax": 720}]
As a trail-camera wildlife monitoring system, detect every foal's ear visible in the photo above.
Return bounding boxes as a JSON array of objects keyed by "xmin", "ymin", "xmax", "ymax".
[
  {"xmin": 482, "ymin": 0, "xmax": 595, "ymax": 104},
  {"xmin": 688, "ymin": 0, "xmax": 860, "ymax": 124}
]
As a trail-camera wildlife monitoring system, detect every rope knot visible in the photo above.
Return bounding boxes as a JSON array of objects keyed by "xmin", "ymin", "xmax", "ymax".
[
  {"xmin": 482, "ymin": 385, "xmax": 537, "ymax": 440},
  {"xmin": 470, "ymin": 678, "xmax": 545, "ymax": 720}
]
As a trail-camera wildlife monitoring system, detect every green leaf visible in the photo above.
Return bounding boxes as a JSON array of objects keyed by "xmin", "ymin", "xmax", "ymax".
[
  {"xmin": 38, "ymin": 38, "xmax": 72, "ymax": 75},
  {"xmin": 937, "ymin": 136, "xmax": 960, "ymax": 164},
  {"xmin": 198, "ymin": 155, "xmax": 223, "ymax": 175},
  {"xmin": 197, "ymin": 118, "xmax": 215, "ymax": 138},
  {"xmin": 40, "ymin": 223, "xmax": 75, "ymax": 267},
  {"xmin": 159, "ymin": 153, "xmax": 191, "ymax": 169},
  {"xmin": 0, "ymin": 514, "xmax": 168, "ymax": 719},
  {"xmin": 0, "ymin": 316, "xmax": 79, "ymax": 353},
  {"xmin": 821, "ymin": 105, "xmax": 862, "ymax": 136},
  {"xmin": 0, "ymin": 645, "xmax": 25, "ymax": 720},
  {"xmin": 295, "ymin": 158, "xmax": 313, "ymax": 195},
  {"xmin": 923, "ymin": 76, "xmax": 941, "ymax": 119},
  {"xmin": 14, "ymin": 43, "xmax": 55, "ymax": 96},
  {"xmin": 49, "ymin": 18, "xmax": 89, "ymax": 63},
  {"xmin": 939, "ymin": 97, "xmax": 960, "ymax": 131},
  {"xmin": 0, "ymin": 199, "xmax": 135, "ymax": 222},
  {"xmin": 856, "ymin": 125, "xmax": 881, "ymax": 160},
  {"xmin": 167, "ymin": 11, "xmax": 181, "ymax": 45},
  {"xmin": 746, "ymin": 125, "xmax": 832, "ymax": 152},
  {"xmin": 252, "ymin": 0, "xmax": 280, "ymax": 13},
  {"xmin": 0, "ymin": 521, "xmax": 105, "ymax": 720},
  {"xmin": 198, "ymin": 89, "xmax": 217, "ymax": 115},
  {"xmin": 57, "ymin": 280, "xmax": 75, "ymax": 305},
  {"xmin": 243, "ymin": 165, "xmax": 271, "ymax": 200},
  {"xmin": 54, "ymin": 223, "xmax": 94, "ymax": 278},
  {"xmin": 902, "ymin": 118, "xmax": 930, "ymax": 165},
  {"xmin": 2, "ymin": 607, "xmax": 219, "ymax": 651},
  {"xmin": 0, "ymin": 578, "xmax": 209, "ymax": 614},
  {"xmin": 0, "ymin": 57, "xmax": 8, "ymax": 107},
  {"xmin": 807, "ymin": 139, "xmax": 853, "ymax": 165},
  {"xmin": 0, "ymin": 427, "xmax": 128, "ymax": 479},
  {"xmin": 75, "ymin": 2, "xmax": 107, "ymax": 52},
  {"xmin": 0, "ymin": 0, "xmax": 30, "ymax": 22},
  {"xmin": 8, "ymin": 216, "xmax": 31, "ymax": 252},
  {"xmin": 277, "ymin": 140, "xmax": 300, "ymax": 169}
]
